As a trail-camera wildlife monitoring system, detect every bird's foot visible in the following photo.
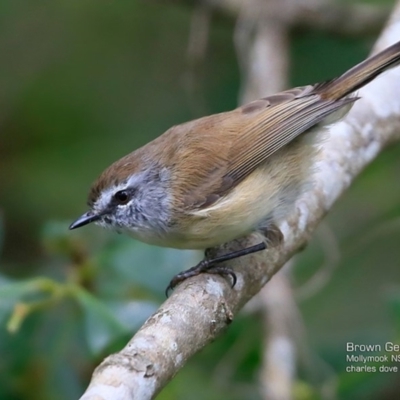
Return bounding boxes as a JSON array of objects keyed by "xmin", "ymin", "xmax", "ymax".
[{"xmin": 165, "ymin": 242, "xmax": 266, "ymax": 296}]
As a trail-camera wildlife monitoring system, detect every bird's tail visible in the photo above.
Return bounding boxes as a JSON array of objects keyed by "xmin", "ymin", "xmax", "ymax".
[{"xmin": 313, "ymin": 40, "xmax": 400, "ymax": 100}]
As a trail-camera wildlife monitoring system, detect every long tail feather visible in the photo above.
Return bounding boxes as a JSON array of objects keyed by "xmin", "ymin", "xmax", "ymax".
[{"xmin": 313, "ymin": 40, "xmax": 400, "ymax": 100}]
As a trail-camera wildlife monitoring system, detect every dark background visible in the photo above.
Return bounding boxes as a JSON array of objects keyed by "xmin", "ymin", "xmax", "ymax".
[{"xmin": 1, "ymin": 1, "xmax": 400, "ymax": 399}]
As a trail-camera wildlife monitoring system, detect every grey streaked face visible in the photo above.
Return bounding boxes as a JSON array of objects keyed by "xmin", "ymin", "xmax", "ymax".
[{"xmin": 70, "ymin": 169, "xmax": 173, "ymax": 243}]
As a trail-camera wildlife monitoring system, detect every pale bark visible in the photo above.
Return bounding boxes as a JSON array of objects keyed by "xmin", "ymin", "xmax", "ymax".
[{"xmin": 152, "ymin": 0, "xmax": 390, "ymax": 36}]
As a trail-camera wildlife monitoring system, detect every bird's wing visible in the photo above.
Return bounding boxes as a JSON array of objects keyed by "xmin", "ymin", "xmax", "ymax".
[{"xmin": 179, "ymin": 86, "xmax": 356, "ymax": 209}]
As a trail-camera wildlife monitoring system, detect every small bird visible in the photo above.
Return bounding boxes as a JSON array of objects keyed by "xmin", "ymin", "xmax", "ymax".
[{"xmin": 70, "ymin": 41, "xmax": 400, "ymax": 292}]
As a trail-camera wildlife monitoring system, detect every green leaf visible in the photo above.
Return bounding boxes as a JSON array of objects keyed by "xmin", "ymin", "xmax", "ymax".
[
  {"xmin": 0, "ymin": 277, "xmax": 62, "ymax": 331},
  {"xmin": 105, "ymin": 300, "xmax": 157, "ymax": 332},
  {"xmin": 98, "ymin": 237, "xmax": 201, "ymax": 295},
  {"xmin": 72, "ymin": 286, "xmax": 128, "ymax": 355},
  {"xmin": 0, "ymin": 277, "xmax": 48, "ymax": 299}
]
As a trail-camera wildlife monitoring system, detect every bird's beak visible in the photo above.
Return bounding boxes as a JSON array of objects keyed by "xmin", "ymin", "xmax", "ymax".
[{"xmin": 69, "ymin": 211, "xmax": 101, "ymax": 230}]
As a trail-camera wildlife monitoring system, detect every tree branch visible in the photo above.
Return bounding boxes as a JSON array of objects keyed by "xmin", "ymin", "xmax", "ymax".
[
  {"xmin": 150, "ymin": 0, "xmax": 390, "ymax": 37},
  {"xmin": 294, "ymin": 1, "xmax": 390, "ymax": 36},
  {"xmin": 80, "ymin": 1, "xmax": 400, "ymax": 399}
]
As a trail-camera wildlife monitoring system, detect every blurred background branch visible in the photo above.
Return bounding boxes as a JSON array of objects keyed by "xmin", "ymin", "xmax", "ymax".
[{"xmin": 152, "ymin": 0, "xmax": 390, "ymax": 36}]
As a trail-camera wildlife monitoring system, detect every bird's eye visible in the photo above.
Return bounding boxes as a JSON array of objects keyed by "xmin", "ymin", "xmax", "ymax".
[{"xmin": 114, "ymin": 190, "xmax": 130, "ymax": 205}]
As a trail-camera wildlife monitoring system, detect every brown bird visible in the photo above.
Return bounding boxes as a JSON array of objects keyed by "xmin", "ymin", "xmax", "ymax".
[{"xmin": 70, "ymin": 40, "xmax": 400, "ymax": 292}]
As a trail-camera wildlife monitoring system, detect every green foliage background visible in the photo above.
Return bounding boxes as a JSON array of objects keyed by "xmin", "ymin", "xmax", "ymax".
[{"xmin": 1, "ymin": 0, "xmax": 400, "ymax": 399}]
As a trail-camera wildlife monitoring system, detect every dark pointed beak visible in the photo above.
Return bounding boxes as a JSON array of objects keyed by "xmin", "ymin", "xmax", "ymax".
[{"xmin": 69, "ymin": 211, "xmax": 101, "ymax": 230}]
